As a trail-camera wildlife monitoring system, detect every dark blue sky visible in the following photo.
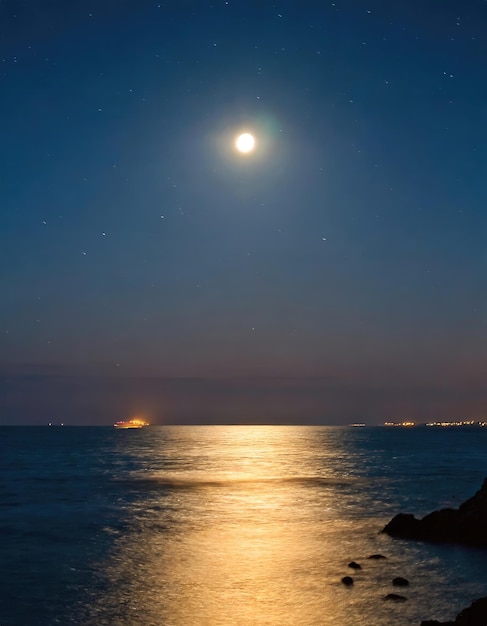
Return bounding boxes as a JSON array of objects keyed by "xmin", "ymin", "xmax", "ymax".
[{"xmin": 1, "ymin": 0, "xmax": 486, "ymax": 424}]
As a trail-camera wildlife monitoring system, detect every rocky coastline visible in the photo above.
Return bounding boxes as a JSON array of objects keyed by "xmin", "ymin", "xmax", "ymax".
[
  {"xmin": 382, "ymin": 478, "xmax": 487, "ymax": 547},
  {"xmin": 381, "ymin": 478, "xmax": 487, "ymax": 624},
  {"xmin": 420, "ymin": 596, "xmax": 487, "ymax": 625}
]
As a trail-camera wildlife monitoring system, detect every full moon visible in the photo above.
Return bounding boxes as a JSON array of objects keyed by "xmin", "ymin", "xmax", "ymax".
[{"xmin": 235, "ymin": 133, "xmax": 255, "ymax": 153}]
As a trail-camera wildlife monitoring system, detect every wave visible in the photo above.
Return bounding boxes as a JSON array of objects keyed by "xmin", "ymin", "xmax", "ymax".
[{"xmin": 112, "ymin": 474, "xmax": 358, "ymax": 490}]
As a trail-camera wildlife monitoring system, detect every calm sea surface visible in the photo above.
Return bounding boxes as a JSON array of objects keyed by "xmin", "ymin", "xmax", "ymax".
[{"xmin": 1, "ymin": 425, "xmax": 487, "ymax": 625}]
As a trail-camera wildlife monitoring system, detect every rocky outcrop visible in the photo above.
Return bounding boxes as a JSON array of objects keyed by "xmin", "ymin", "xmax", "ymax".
[
  {"xmin": 382, "ymin": 478, "xmax": 487, "ymax": 547},
  {"xmin": 421, "ymin": 596, "xmax": 487, "ymax": 625},
  {"xmin": 383, "ymin": 593, "xmax": 407, "ymax": 602},
  {"xmin": 392, "ymin": 577, "xmax": 409, "ymax": 587}
]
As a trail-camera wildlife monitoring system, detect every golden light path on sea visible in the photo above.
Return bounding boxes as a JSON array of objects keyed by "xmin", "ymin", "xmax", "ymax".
[{"xmin": 87, "ymin": 426, "xmax": 439, "ymax": 625}]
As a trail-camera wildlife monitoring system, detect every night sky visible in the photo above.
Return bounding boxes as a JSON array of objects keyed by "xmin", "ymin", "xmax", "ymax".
[{"xmin": 1, "ymin": 0, "xmax": 486, "ymax": 425}]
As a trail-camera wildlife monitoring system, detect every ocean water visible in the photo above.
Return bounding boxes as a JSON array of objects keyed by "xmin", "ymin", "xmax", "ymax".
[{"xmin": 1, "ymin": 425, "xmax": 487, "ymax": 626}]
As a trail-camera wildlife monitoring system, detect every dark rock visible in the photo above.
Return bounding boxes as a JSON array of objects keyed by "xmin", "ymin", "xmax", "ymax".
[
  {"xmin": 392, "ymin": 576, "xmax": 409, "ymax": 587},
  {"xmin": 382, "ymin": 478, "xmax": 487, "ymax": 547},
  {"xmin": 383, "ymin": 513, "xmax": 422, "ymax": 537},
  {"xmin": 348, "ymin": 561, "xmax": 361, "ymax": 569},
  {"xmin": 341, "ymin": 576, "xmax": 354, "ymax": 586},
  {"xmin": 420, "ymin": 596, "xmax": 487, "ymax": 625},
  {"xmin": 367, "ymin": 554, "xmax": 387, "ymax": 560},
  {"xmin": 383, "ymin": 593, "xmax": 407, "ymax": 602}
]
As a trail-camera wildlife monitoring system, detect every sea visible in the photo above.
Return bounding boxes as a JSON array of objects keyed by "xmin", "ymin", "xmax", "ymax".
[{"xmin": 1, "ymin": 425, "xmax": 487, "ymax": 626}]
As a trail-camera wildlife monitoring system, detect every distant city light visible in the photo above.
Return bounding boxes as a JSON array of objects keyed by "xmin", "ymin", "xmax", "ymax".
[
  {"xmin": 426, "ymin": 420, "xmax": 485, "ymax": 427},
  {"xmin": 384, "ymin": 420, "xmax": 486, "ymax": 428}
]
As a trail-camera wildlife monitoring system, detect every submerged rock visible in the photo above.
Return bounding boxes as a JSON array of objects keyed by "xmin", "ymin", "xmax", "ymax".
[
  {"xmin": 421, "ymin": 595, "xmax": 487, "ymax": 625},
  {"xmin": 367, "ymin": 554, "xmax": 387, "ymax": 560},
  {"xmin": 382, "ymin": 478, "xmax": 487, "ymax": 547},
  {"xmin": 383, "ymin": 593, "xmax": 407, "ymax": 602},
  {"xmin": 392, "ymin": 576, "xmax": 409, "ymax": 587}
]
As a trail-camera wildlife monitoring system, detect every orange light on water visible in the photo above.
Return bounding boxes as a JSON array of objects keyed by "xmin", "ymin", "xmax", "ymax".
[{"xmin": 113, "ymin": 417, "xmax": 149, "ymax": 429}]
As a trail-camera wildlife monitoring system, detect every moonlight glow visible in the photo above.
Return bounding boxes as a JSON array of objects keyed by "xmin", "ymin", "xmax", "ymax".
[{"xmin": 235, "ymin": 133, "xmax": 255, "ymax": 153}]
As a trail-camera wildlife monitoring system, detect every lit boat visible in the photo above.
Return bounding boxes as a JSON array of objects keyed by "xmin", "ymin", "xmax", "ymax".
[{"xmin": 114, "ymin": 418, "xmax": 149, "ymax": 429}]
